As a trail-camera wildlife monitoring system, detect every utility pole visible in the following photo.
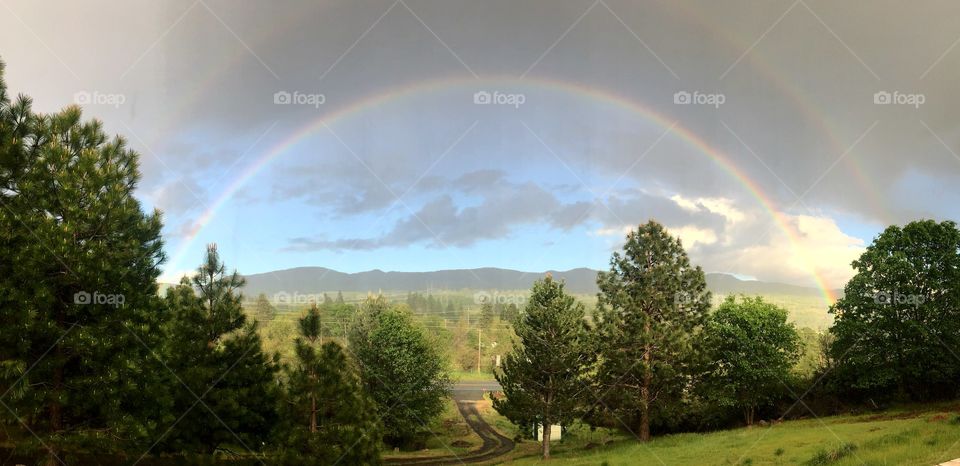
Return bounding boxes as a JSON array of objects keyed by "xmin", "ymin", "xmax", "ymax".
[{"xmin": 477, "ymin": 328, "xmax": 482, "ymax": 375}]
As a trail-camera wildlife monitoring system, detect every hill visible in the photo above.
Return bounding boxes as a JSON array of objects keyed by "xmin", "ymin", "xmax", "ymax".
[{"xmin": 238, "ymin": 266, "xmax": 839, "ymax": 298}]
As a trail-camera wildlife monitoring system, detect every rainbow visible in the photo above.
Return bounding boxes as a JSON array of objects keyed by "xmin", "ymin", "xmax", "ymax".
[{"xmin": 165, "ymin": 76, "xmax": 838, "ymax": 303}]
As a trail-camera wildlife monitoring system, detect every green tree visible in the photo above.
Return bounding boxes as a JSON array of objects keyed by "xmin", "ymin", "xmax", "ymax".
[
  {"xmin": 829, "ymin": 220, "xmax": 960, "ymax": 400},
  {"xmin": 493, "ymin": 275, "xmax": 593, "ymax": 459},
  {"xmin": 279, "ymin": 304, "xmax": 381, "ymax": 464},
  {"xmin": 0, "ymin": 63, "xmax": 168, "ymax": 457},
  {"xmin": 480, "ymin": 301, "xmax": 496, "ymax": 327},
  {"xmin": 162, "ymin": 244, "xmax": 280, "ymax": 453},
  {"xmin": 348, "ymin": 296, "xmax": 451, "ymax": 447},
  {"xmin": 336, "ymin": 290, "xmax": 345, "ymax": 304},
  {"xmin": 593, "ymin": 221, "xmax": 710, "ymax": 441},
  {"xmin": 702, "ymin": 296, "xmax": 800, "ymax": 425},
  {"xmin": 254, "ymin": 292, "xmax": 276, "ymax": 323}
]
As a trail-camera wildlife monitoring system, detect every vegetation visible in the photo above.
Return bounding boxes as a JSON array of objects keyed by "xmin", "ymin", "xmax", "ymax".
[
  {"xmin": 701, "ymin": 296, "xmax": 801, "ymax": 425},
  {"xmin": 277, "ymin": 304, "xmax": 381, "ymax": 464},
  {"xmin": 0, "ymin": 59, "xmax": 168, "ymax": 459},
  {"xmin": 4, "ymin": 56, "xmax": 960, "ymax": 464},
  {"xmin": 494, "ymin": 275, "xmax": 594, "ymax": 458},
  {"xmin": 592, "ymin": 221, "xmax": 711, "ymax": 441},
  {"xmin": 161, "ymin": 245, "xmax": 281, "ymax": 453},
  {"xmin": 830, "ymin": 220, "xmax": 960, "ymax": 401},
  {"xmin": 347, "ymin": 296, "xmax": 452, "ymax": 448}
]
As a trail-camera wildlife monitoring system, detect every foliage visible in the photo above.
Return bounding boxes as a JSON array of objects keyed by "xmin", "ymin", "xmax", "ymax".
[
  {"xmin": 701, "ymin": 296, "xmax": 801, "ymax": 425},
  {"xmin": 829, "ymin": 220, "xmax": 960, "ymax": 401},
  {"xmin": 254, "ymin": 292, "xmax": 276, "ymax": 323},
  {"xmin": 278, "ymin": 304, "xmax": 381, "ymax": 465},
  {"xmin": 493, "ymin": 275, "xmax": 594, "ymax": 458},
  {"xmin": 0, "ymin": 62, "xmax": 168, "ymax": 453},
  {"xmin": 592, "ymin": 221, "xmax": 711, "ymax": 441},
  {"xmin": 348, "ymin": 296, "xmax": 451, "ymax": 447},
  {"xmin": 161, "ymin": 245, "xmax": 280, "ymax": 453}
]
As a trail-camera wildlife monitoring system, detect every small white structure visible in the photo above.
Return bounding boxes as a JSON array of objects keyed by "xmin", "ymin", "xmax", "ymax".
[{"xmin": 535, "ymin": 424, "xmax": 562, "ymax": 441}]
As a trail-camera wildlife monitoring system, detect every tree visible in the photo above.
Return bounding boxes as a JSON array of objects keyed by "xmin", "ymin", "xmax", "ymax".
[
  {"xmin": 162, "ymin": 244, "xmax": 280, "ymax": 453},
  {"xmin": 279, "ymin": 304, "xmax": 381, "ymax": 464},
  {"xmin": 0, "ymin": 62, "xmax": 169, "ymax": 458},
  {"xmin": 254, "ymin": 292, "xmax": 276, "ymax": 323},
  {"xmin": 593, "ymin": 221, "xmax": 710, "ymax": 441},
  {"xmin": 480, "ymin": 301, "xmax": 496, "ymax": 327},
  {"xmin": 348, "ymin": 296, "xmax": 451, "ymax": 447},
  {"xmin": 702, "ymin": 296, "xmax": 800, "ymax": 425},
  {"xmin": 493, "ymin": 275, "xmax": 593, "ymax": 459},
  {"xmin": 829, "ymin": 220, "xmax": 960, "ymax": 400},
  {"xmin": 336, "ymin": 290, "xmax": 345, "ymax": 304}
]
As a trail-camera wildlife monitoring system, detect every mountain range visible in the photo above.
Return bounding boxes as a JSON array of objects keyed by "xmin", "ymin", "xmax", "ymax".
[{"xmin": 238, "ymin": 266, "xmax": 840, "ymax": 298}]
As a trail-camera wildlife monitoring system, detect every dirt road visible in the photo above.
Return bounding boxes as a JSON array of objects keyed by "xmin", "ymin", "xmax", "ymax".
[{"xmin": 386, "ymin": 381, "xmax": 515, "ymax": 465}]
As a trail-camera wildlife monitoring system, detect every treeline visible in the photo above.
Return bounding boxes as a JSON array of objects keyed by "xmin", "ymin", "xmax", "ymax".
[
  {"xmin": 494, "ymin": 219, "xmax": 960, "ymax": 459},
  {"xmin": 0, "ymin": 61, "xmax": 451, "ymax": 464}
]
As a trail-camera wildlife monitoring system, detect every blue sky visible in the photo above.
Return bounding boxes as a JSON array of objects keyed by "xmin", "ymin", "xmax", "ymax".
[{"xmin": 3, "ymin": 0, "xmax": 958, "ymax": 289}]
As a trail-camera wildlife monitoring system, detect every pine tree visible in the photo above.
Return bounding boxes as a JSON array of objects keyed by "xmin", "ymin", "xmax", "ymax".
[
  {"xmin": 480, "ymin": 301, "xmax": 495, "ymax": 327},
  {"xmin": 254, "ymin": 292, "xmax": 276, "ymax": 323},
  {"xmin": 593, "ymin": 221, "xmax": 710, "ymax": 441},
  {"xmin": 161, "ymin": 244, "xmax": 280, "ymax": 453},
  {"xmin": 279, "ymin": 304, "xmax": 381, "ymax": 464},
  {"xmin": 336, "ymin": 290, "xmax": 345, "ymax": 304},
  {"xmin": 493, "ymin": 275, "xmax": 593, "ymax": 459},
  {"xmin": 0, "ymin": 63, "xmax": 169, "ymax": 458}
]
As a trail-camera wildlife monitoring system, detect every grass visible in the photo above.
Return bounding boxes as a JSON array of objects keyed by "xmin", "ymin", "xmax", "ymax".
[
  {"xmin": 490, "ymin": 403, "xmax": 960, "ymax": 465},
  {"xmin": 381, "ymin": 397, "xmax": 482, "ymax": 459},
  {"xmin": 450, "ymin": 369, "xmax": 499, "ymax": 382}
]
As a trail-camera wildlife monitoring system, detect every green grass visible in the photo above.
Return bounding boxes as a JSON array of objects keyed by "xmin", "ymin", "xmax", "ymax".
[
  {"xmin": 382, "ymin": 397, "xmax": 481, "ymax": 459},
  {"xmin": 495, "ymin": 404, "xmax": 960, "ymax": 465}
]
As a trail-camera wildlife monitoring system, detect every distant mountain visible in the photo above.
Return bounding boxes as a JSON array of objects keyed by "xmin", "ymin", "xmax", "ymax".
[{"xmin": 238, "ymin": 266, "xmax": 839, "ymax": 298}]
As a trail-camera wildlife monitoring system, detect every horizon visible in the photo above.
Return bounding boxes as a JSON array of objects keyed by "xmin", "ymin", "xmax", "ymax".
[{"xmin": 4, "ymin": 1, "xmax": 958, "ymax": 296}]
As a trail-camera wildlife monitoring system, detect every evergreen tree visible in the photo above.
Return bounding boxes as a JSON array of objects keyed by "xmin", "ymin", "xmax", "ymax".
[
  {"xmin": 480, "ymin": 301, "xmax": 495, "ymax": 327},
  {"xmin": 593, "ymin": 221, "xmax": 710, "ymax": 441},
  {"xmin": 0, "ymin": 63, "xmax": 168, "ymax": 457},
  {"xmin": 348, "ymin": 296, "xmax": 451, "ymax": 447},
  {"xmin": 830, "ymin": 220, "xmax": 960, "ymax": 400},
  {"xmin": 336, "ymin": 290, "xmax": 345, "ymax": 304},
  {"xmin": 493, "ymin": 275, "xmax": 593, "ymax": 459},
  {"xmin": 161, "ymin": 245, "xmax": 280, "ymax": 453},
  {"xmin": 254, "ymin": 292, "xmax": 276, "ymax": 323},
  {"xmin": 323, "ymin": 292, "xmax": 333, "ymax": 305},
  {"xmin": 279, "ymin": 304, "xmax": 381, "ymax": 464}
]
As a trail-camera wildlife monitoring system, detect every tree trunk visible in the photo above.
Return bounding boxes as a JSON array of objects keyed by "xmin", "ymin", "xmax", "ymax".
[
  {"xmin": 542, "ymin": 423, "xmax": 551, "ymax": 459},
  {"xmin": 639, "ymin": 320, "xmax": 652, "ymax": 442},
  {"xmin": 310, "ymin": 394, "xmax": 317, "ymax": 433}
]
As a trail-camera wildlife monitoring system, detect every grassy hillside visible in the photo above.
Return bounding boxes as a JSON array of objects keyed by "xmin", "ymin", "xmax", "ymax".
[{"xmin": 494, "ymin": 404, "xmax": 960, "ymax": 465}]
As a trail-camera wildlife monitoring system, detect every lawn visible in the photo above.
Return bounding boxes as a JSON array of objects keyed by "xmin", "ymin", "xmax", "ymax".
[
  {"xmin": 381, "ymin": 397, "xmax": 482, "ymax": 460},
  {"xmin": 491, "ymin": 404, "xmax": 960, "ymax": 465}
]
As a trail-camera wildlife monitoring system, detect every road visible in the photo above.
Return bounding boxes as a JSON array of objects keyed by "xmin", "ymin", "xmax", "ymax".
[{"xmin": 386, "ymin": 380, "xmax": 515, "ymax": 465}]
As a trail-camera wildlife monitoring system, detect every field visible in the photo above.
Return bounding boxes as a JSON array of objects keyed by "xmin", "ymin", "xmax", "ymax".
[{"xmin": 490, "ymin": 404, "xmax": 960, "ymax": 465}]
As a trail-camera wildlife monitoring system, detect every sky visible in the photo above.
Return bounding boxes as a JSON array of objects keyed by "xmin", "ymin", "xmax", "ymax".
[{"xmin": 3, "ymin": 0, "xmax": 960, "ymax": 294}]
